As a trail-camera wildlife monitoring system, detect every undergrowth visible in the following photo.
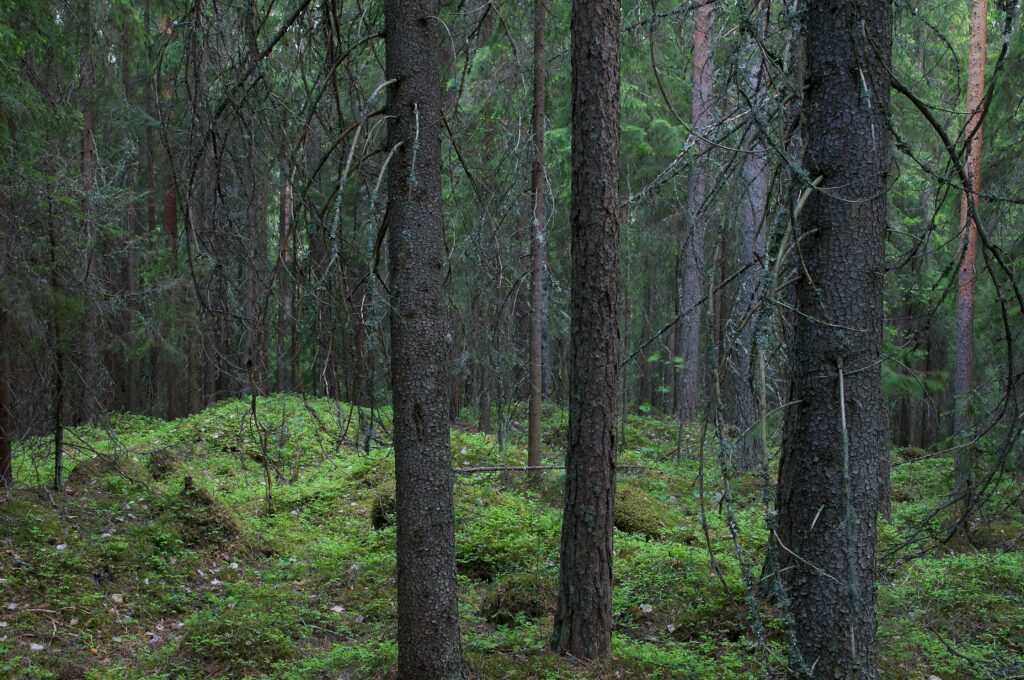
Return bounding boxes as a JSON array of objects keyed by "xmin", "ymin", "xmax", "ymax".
[{"xmin": 0, "ymin": 394, "xmax": 1021, "ymax": 678}]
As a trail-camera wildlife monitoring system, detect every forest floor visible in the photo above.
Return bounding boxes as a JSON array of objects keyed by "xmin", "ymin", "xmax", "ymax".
[{"xmin": 1, "ymin": 395, "xmax": 1023, "ymax": 679}]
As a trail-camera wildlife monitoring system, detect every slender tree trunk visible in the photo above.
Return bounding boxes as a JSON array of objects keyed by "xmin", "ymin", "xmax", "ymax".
[
  {"xmin": 48, "ymin": 219, "xmax": 66, "ymax": 492},
  {"xmin": 638, "ymin": 278, "xmax": 654, "ymax": 407},
  {"xmin": 80, "ymin": 17, "xmax": 102, "ymax": 422},
  {"xmin": 953, "ymin": 0, "xmax": 987, "ymax": 531},
  {"xmin": 0, "ymin": 279, "xmax": 11, "ymax": 488},
  {"xmin": 723, "ymin": 2, "xmax": 769, "ymax": 473},
  {"xmin": 774, "ymin": 0, "xmax": 891, "ymax": 675},
  {"xmin": 551, "ymin": 0, "xmax": 621, "ymax": 661},
  {"xmin": 277, "ymin": 171, "xmax": 294, "ymax": 393},
  {"xmin": 384, "ymin": 2, "xmax": 466, "ymax": 677},
  {"xmin": 676, "ymin": 0, "xmax": 713, "ymax": 421},
  {"xmin": 527, "ymin": 0, "xmax": 547, "ymax": 475}
]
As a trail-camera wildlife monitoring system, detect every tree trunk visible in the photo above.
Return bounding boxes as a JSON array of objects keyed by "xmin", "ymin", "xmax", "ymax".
[
  {"xmin": 0, "ymin": 285, "xmax": 11, "ymax": 488},
  {"xmin": 675, "ymin": 0, "xmax": 713, "ymax": 422},
  {"xmin": 953, "ymin": 0, "xmax": 987, "ymax": 531},
  {"xmin": 551, "ymin": 0, "xmax": 621, "ymax": 661},
  {"xmin": 638, "ymin": 279, "xmax": 654, "ymax": 407},
  {"xmin": 384, "ymin": 1, "xmax": 467, "ymax": 677},
  {"xmin": 48, "ymin": 219, "xmax": 66, "ymax": 492},
  {"xmin": 775, "ymin": 1, "xmax": 891, "ymax": 675},
  {"xmin": 722, "ymin": 2, "xmax": 768, "ymax": 473},
  {"xmin": 527, "ymin": 0, "xmax": 547, "ymax": 474},
  {"xmin": 277, "ymin": 171, "xmax": 294, "ymax": 393}
]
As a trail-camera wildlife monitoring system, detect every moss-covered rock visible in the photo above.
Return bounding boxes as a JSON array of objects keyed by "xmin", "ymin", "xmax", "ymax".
[
  {"xmin": 480, "ymin": 571, "xmax": 557, "ymax": 626},
  {"xmin": 615, "ymin": 483, "xmax": 668, "ymax": 538}
]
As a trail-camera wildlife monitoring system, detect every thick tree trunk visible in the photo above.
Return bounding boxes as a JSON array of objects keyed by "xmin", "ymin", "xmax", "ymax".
[
  {"xmin": 775, "ymin": 1, "xmax": 891, "ymax": 676},
  {"xmin": 527, "ymin": 0, "xmax": 547, "ymax": 474},
  {"xmin": 551, "ymin": 0, "xmax": 621, "ymax": 661},
  {"xmin": 384, "ymin": 2, "xmax": 467, "ymax": 677},
  {"xmin": 953, "ymin": 0, "xmax": 987, "ymax": 531},
  {"xmin": 722, "ymin": 3, "xmax": 768, "ymax": 473},
  {"xmin": 676, "ymin": 1, "xmax": 713, "ymax": 421}
]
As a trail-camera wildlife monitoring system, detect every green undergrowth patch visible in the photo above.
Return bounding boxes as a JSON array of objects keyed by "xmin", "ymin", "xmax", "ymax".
[{"xmin": 2, "ymin": 394, "xmax": 1021, "ymax": 678}]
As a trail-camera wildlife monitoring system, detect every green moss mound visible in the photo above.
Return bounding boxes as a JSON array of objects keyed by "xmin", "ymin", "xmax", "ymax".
[{"xmin": 615, "ymin": 483, "xmax": 668, "ymax": 538}]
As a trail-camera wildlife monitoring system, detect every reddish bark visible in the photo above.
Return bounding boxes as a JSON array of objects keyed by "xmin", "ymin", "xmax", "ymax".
[
  {"xmin": 676, "ymin": 1, "xmax": 714, "ymax": 421},
  {"xmin": 953, "ymin": 0, "xmax": 987, "ymax": 525}
]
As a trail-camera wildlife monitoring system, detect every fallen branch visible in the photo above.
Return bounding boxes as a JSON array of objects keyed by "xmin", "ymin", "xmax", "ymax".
[{"xmin": 453, "ymin": 464, "xmax": 655, "ymax": 475}]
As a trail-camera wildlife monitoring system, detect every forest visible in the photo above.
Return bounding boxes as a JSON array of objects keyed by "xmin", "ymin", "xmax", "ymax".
[{"xmin": 1, "ymin": 0, "xmax": 1023, "ymax": 677}]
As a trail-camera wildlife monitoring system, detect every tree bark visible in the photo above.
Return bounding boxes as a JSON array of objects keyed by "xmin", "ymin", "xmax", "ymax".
[
  {"xmin": 276, "ymin": 170, "xmax": 294, "ymax": 393},
  {"xmin": 953, "ymin": 0, "xmax": 987, "ymax": 531},
  {"xmin": 384, "ymin": 1, "xmax": 467, "ymax": 677},
  {"xmin": 774, "ymin": 0, "xmax": 891, "ymax": 675},
  {"xmin": 676, "ymin": 0, "xmax": 713, "ymax": 422},
  {"xmin": 527, "ymin": 0, "xmax": 547, "ymax": 475},
  {"xmin": 0, "ymin": 269, "xmax": 11, "ymax": 488},
  {"xmin": 551, "ymin": 0, "xmax": 621, "ymax": 661},
  {"xmin": 722, "ymin": 1, "xmax": 769, "ymax": 473}
]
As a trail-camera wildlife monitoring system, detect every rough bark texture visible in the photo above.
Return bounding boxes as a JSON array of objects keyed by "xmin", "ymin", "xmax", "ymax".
[
  {"xmin": 384, "ymin": 2, "xmax": 467, "ymax": 678},
  {"xmin": 953, "ymin": 0, "xmax": 987, "ymax": 527},
  {"xmin": 722, "ymin": 1, "xmax": 769, "ymax": 473},
  {"xmin": 527, "ymin": 0, "xmax": 547, "ymax": 474},
  {"xmin": 775, "ymin": 1, "xmax": 891, "ymax": 676},
  {"xmin": 551, "ymin": 0, "xmax": 621, "ymax": 661},
  {"xmin": 675, "ymin": 0, "xmax": 713, "ymax": 422}
]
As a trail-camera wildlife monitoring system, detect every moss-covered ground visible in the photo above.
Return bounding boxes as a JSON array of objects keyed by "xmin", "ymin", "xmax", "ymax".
[{"xmin": 1, "ymin": 395, "xmax": 1022, "ymax": 678}]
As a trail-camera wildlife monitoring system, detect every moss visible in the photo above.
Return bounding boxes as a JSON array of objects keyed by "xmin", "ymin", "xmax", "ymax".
[
  {"xmin": 178, "ymin": 582, "xmax": 302, "ymax": 675},
  {"xmin": 480, "ymin": 571, "xmax": 557, "ymax": 626},
  {"xmin": 615, "ymin": 483, "xmax": 668, "ymax": 538}
]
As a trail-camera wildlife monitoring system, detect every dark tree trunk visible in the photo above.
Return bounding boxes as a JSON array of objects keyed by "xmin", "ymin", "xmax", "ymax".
[
  {"xmin": 675, "ymin": 0, "xmax": 713, "ymax": 422},
  {"xmin": 277, "ymin": 171, "xmax": 294, "ymax": 393},
  {"xmin": 0, "ymin": 291, "xmax": 11, "ymax": 488},
  {"xmin": 48, "ymin": 220, "xmax": 66, "ymax": 491},
  {"xmin": 722, "ymin": 1, "xmax": 769, "ymax": 473},
  {"xmin": 384, "ymin": 1, "xmax": 467, "ymax": 677},
  {"xmin": 551, "ymin": 0, "xmax": 621, "ymax": 661},
  {"xmin": 527, "ymin": 0, "xmax": 547, "ymax": 474},
  {"xmin": 775, "ymin": 1, "xmax": 891, "ymax": 676}
]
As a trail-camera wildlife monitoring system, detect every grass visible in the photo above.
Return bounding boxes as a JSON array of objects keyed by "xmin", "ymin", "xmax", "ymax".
[{"xmin": 0, "ymin": 394, "xmax": 1021, "ymax": 678}]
